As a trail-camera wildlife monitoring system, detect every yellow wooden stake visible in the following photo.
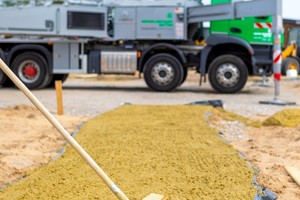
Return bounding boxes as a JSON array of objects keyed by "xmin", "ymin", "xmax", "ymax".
[{"xmin": 55, "ymin": 80, "xmax": 64, "ymax": 115}]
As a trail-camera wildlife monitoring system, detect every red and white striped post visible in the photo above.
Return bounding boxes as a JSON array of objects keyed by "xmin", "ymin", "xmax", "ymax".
[
  {"xmin": 270, "ymin": 0, "xmax": 283, "ymax": 101},
  {"xmin": 259, "ymin": 0, "xmax": 295, "ymax": 105},
  {"xmin": 273, "ymin": 34, "xmax": 282, "ymax": 100}
]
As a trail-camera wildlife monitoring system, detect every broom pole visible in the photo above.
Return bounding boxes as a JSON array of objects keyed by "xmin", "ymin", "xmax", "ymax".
[{"xmin": 0, "ymin": 59, "xmax": 129, "ymax": 200}]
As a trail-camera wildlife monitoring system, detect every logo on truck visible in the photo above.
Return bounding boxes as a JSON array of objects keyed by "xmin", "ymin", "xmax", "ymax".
[{"xmin": 141, "ymin": 12, "xmax": 174, "ymax": 27}]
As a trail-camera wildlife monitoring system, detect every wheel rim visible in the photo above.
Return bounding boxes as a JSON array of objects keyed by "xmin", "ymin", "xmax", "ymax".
[
  {"xmin": 18, "ymin": 60, "xmax": 41, "ymax": 84},
  {"xmin": 151, "ymin": 62, "xmax": 174, "ymax": 86},
  {"xmin": 216, "ymin": 63, "xmax": 240, "ymax": 87}
]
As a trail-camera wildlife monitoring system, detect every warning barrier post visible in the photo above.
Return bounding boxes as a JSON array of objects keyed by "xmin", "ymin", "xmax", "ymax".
[{"xmin": 259, "ymin": 0, "xmax": 296, "ymax": 106}]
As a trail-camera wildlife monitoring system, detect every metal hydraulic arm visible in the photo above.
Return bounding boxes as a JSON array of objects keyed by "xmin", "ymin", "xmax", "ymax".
[{"xmin": 188, "ymin": 0, "xmax": 281, "ymax": 23}]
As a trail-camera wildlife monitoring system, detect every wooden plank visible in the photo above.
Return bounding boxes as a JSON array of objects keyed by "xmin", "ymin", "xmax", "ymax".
[
  {"xmin": 285, "ymin": 165, "xmax": 300, "ymax": 187},
  {"xmin": 142, "ymin": 193, "xmax": 165, "ymax": 200}
]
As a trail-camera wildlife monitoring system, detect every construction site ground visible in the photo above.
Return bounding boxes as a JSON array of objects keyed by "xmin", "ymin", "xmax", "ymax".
[{"xmin": 0, "ymin": 70, "xmax": 300, "ymax": 199}]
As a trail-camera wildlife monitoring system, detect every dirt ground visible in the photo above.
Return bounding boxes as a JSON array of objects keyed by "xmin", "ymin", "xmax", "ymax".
[
  {"xmin": 0, "ymin": 105, "xmax": 87, "ymax": 188},
  {"xmin": 0, "ymin": 74, "xmax": 300, "ymax": 199},
  {"xmin": 235, "ymin": 126, "xmax": 300, "ymax": 200},
  {"xmin": 210, "ymin": 110, "xmax": 300, "ymax": 200}
]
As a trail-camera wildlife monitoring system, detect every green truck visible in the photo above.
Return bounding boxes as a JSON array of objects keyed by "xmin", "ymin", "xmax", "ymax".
[{"xmin": 211, "ymin": 0, "xmax": 273, "ymax": 44}]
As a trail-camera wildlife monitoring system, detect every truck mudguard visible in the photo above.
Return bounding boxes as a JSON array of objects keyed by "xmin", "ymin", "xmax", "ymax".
[
  {"xmin": 138, "ymin": 43, "xmax": 187, "ymax": 72},
  {"xmin": 7, "ymin": 44, "xmax": 52, "ymax": 72},
  {"xmin": 200, "ymin": 35, "xmax": 255, "ymax": 76}
]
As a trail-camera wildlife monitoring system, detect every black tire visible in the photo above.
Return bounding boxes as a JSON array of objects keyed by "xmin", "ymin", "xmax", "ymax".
[
  {"xmin": 0, "ymin": 69, "xmax": 6, "ymax": 86},
  {"xmin": 48, "ymin": 74, "xmax": 69, "ymax": 88},
  {"xmin": 281, "ymin": 57, "xmax": 300, "ymax": 75},
  {"xmin": 178, "ymin": 67, "xmax": 188, "ymax": 86},
  {"xmin": 208, "ymin": 54, "xmax": 248, "ymax": 93},
  {"xmin": 11, "ymin": 52, "xmax": 51, "ymax": 89},
  {"xmin": 143, "ymin": 53, "xmax": 184, "ymax": 91},
  {"xmin": 0, "ymin": 49, "xmax": 7, "ymax": 86}
]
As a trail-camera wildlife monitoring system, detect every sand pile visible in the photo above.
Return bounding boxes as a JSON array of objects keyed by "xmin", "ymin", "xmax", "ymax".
[
  {"xmin": 263, "ymin": 109, "xmax": 300, "ymax": 127},
  {"xmin": 0, "ymin": 105, "xmax": 256, "ymax": 199}
]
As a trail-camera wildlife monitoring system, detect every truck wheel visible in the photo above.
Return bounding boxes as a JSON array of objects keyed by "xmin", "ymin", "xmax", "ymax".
[
  {"xmin": 178, "ymin": 67, "xmax": 188, "ymax": 86},
  {"xmin": 0, "ymin": 49, "xmax": 7, "ymax": 86},
  {"xmin": 144, "ymin": 53, "xmax": 184, "ymax": 91},
  {"xmin": 12, "ymin": 52, "xmax": 51, "ymax": 89},
  {"xmin": 208, "ymin": 54, "xmax": 248, "ymax": 93},
  {"xmin": 0, "ymin": 69, "xmax": 6, "ymax": 85},
  {"xmin": 282, "ymin": 57, "xmax": 299, "ymax": 75}
]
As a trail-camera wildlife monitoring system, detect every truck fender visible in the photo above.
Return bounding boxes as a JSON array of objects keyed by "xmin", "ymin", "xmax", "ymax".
[
  {"xmin": 200, "ymin": 45, "xmax": 212, "ymax": 76},
  {"xmin": 200, "ymin": 35, "xmax": 254, "ymax": 76},
  {"xmin": 138, "ymin": 43, "xmax": 187, "ymax": 72},
  {"xmin": 6, "ymin": 44, "xmax": 52, "ymax": 72}
]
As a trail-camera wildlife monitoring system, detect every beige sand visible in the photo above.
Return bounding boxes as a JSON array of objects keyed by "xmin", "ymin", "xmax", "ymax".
[
  {"xmin": 213, "ymin": 109, "xmax": 300, "ymax": 200},
  {"xmin": 235, "ymin": 126, "xmax": 300, "ymax": 200},
  {"xmin": 0, "ymin": 105, "xmax": 86, "ymax": 188}
]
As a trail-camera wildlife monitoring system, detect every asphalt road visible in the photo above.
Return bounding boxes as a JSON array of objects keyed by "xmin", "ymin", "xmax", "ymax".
[{"xmin": 0, "ymin": 73, "xmax": 299, "ymax": 118}]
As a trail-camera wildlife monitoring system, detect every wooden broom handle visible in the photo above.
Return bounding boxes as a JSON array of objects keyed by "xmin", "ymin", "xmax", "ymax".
[{"xmin": 0, "ymin": 59, "xmax": 129, "ymax": 200}]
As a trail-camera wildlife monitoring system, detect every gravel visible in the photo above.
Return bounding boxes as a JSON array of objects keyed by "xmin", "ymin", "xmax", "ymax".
[
  {"xmin": 0, "ymin": 73, "xmax": 299, "ymax": 118},
  {"xmin": 211, "ymin": 120, "xmax": 249, "ymax": 142}
]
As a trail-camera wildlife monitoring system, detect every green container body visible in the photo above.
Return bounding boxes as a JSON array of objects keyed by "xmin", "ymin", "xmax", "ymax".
[{"xmin": 210, "ymin": 0, "xmax": 273, "ymax": 45}]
